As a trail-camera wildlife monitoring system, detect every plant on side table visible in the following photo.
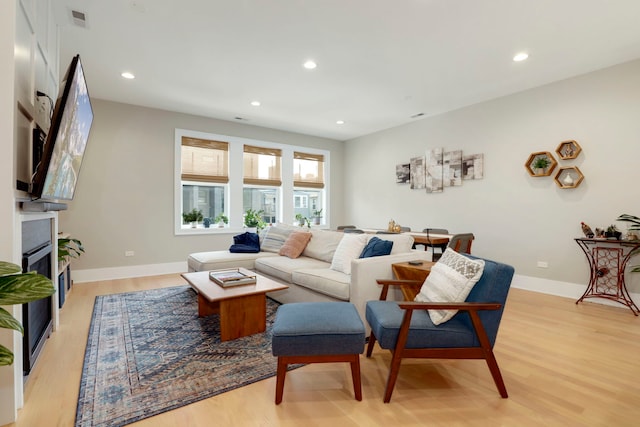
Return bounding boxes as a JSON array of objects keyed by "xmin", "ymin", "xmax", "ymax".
[{"xmin": 0, "ymin": 261, "xmax": 56, "ymax": 366}]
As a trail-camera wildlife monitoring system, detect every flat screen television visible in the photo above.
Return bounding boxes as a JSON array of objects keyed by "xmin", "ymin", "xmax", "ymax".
[{"xmin": 31, "ymin": 54, "xmax": 93, "ymax": 201}]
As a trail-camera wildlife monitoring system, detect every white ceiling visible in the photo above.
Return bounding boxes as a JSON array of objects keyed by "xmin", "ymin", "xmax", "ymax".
[{"xmin": 53, "ymin": 0, "xmax": 640, "ymax": 141}]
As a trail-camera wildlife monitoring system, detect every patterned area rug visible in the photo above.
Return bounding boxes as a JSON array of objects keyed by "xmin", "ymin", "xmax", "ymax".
[{"xmin": 76, "ymin": 285, "xmax": 286, "ymax": 426}]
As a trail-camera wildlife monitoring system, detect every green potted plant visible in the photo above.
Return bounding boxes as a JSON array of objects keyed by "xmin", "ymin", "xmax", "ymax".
[
  {"xmin": 0, "ymin": 261, "xmax": 56, "ymax": 366},
  {"xmin": 295, "ymin": 213, "xmax": 310, "ymax": 228},
  {"xmin": 312, "ymin": 209, "xmax": 323, "ymax": 225},
  {"xmin": 214, "ymin": 213, "xmax": 229, "ymax": 228},
  {"xmin": 244, "ymin": 209, "xmax": 266, "ymax": 232},
  {"xmin": 605, "ymin": 224, "xmax": 622, "ymax": 240},
  {"xmin": 532, "ymin": 156, "xmax": 550, "ymax": 174},
  {"xmin": 618, "ymin": 214, "xmax": 640, "ymax": 272},
  {"xmin": 182, "ymin": 208, "xmax": 203, "ymax": 228},
  {"xmin": 58, "ymin": 237, "xmax": 84, "ymax": 264}
]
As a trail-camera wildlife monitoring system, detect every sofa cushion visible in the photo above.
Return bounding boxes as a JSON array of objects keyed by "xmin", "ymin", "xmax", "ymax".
[
  {"xmin": 330, "ymin": 233, "xmax": 368, "ymax": 275},
  {"xmin": 414, "ymin": 248, "xmax": 485, "ymax": 325},
  {"xmin": 359, "ymin": 236, "xmax": 393, "ymax": 258},
  {"xmin": 292, "ymin": 268, "xmax": 351, "ymax": 301},
  {"xmin": 279, "ymin": 232, "xmax": 312, "ymax": 259},
  {"xmin": 302, "ymin": 230, "xmax": 344, "ymax": 262},
  {"xmin": 366, "ymin": 233, "xmax": 414, "ymax": 254},
  {"xmin": 255, "ymin": 255, "xmax": 330, "ymax": 283},
  {"xmin": 260, "ymin": 226, "xmax": 292, "ymax": 253},
  {"xmin": 188, "ymin": 250, "xmax": 278, "ymax": 272}
]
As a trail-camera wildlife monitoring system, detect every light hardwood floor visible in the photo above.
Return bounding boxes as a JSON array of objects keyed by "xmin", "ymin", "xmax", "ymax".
[{"xmin": 7, "ymin": 274, "xmax": 640, "ymax": 426}]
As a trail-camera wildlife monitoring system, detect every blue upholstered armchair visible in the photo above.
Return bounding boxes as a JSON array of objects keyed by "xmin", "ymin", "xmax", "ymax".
[{"xmin": 365, "ymin": 255, "xmax": 515, "ymax": 402}]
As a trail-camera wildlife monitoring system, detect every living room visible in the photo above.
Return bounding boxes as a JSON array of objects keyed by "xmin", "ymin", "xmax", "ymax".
[{"xmin": 2, "ymin": 1, "xmax": 640, "ymax": 426}]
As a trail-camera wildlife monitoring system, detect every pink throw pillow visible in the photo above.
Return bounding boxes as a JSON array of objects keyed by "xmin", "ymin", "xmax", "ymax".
[{"xmin": 279, "ymin": 232, "xmax": 312, "ymax": 259}]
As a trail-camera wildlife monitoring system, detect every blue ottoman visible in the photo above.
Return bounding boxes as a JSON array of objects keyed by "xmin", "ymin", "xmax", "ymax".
[{"xmin": 271, "ymin": 302, "xmax": 366, "ymax": 404}]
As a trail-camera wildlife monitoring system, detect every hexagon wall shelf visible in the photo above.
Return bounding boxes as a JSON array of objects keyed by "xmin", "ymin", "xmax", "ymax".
[
  {"xmin": 556, "ymin": 140, "xmax": 582, "ymax": 160},
  {"xmin": 525, "ymin": 151, "xmax": 557, "ymax": 177},
  {"xmin": 554, "ymin": 166, "xmax": 584, "ymax": 189}
]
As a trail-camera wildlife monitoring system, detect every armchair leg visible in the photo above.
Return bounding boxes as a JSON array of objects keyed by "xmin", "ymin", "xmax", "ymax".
[
  {"xmin": 484, "ymin": 350, "xmax": 508, "ymax": 398},
  {"xmin": 275, "ymin": 358, "xmax": 287, "ymax": 404},
  {"xmin": 383, "ymin": 350, "xmax": 403, "ymax": 403}
]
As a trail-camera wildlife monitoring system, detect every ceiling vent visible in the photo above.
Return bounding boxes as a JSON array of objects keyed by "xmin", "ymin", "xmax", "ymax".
[
  {"xmin": 410, "ymin": 112, "xmax": 425, "ymax": 119},
  {"xmin": 71, "ymin": 10, "xmax": 87, "ymax": 28}
]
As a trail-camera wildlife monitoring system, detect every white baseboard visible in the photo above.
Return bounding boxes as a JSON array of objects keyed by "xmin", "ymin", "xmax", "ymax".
[
  {"xmin": 512, "ymin": 273, "xmax": 640, "ymax": 310},
  {"xmin": 72, "ymin": 263, "xmax": 639, "ymax": 311},
  {"xmin": 72, "ymin": 261, "xmax": 187, "ymax": 283}
]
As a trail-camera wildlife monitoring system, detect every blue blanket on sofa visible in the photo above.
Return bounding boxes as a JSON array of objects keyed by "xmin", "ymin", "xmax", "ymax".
[{"xmin": 229, "ymin": 232, "xmax": 261, "ymax": 253}]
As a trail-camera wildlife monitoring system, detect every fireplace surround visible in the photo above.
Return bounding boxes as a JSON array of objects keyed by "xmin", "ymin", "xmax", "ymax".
[{"xmin": 21, "ymin": 218, "xmax": 54, "ymax": 374}]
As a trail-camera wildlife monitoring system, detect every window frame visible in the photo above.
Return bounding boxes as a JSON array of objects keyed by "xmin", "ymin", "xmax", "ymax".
[{"xmin": 175, "ymin": 128, "xmax": 329, "ymax": 235}]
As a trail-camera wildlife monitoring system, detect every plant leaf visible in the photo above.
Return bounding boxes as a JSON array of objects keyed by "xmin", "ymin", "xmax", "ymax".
[
  {"xmin": 0, "ymin": 273, "xmax": 55, "ymax": 305},
  {"xmin": 0, "ymin": 307, "xmax": 23, "ymax": 334},
  {"xmin": 0, "ymin": 261, "xmax": 22, "ymax": 276},
  {"xmin": 0, "ymin": 344, "xmax": 14, "ymax": 366}
]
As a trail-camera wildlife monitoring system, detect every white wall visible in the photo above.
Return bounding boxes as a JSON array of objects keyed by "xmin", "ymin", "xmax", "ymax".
[
  {"xmin": 344, "ymin": 59, "xmax": 640, "ymax": 294},
  {"xmin": 0, "ymin": 2, "xmax": 17, "ymax": 424},
  {"xmin": 58, "ymin": 100, "xmax": 345, "ymax": 275}
]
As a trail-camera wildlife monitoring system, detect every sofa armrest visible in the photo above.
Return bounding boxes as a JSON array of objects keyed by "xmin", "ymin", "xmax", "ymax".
[{"xmin": 349, "ymin": 250, "xmax": 432, "ymax": 331}]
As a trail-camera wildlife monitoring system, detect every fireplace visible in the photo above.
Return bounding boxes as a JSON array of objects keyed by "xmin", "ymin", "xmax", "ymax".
[{"xmin": 21, "ymin": 219, "xmax": 54, "ymax": 375}]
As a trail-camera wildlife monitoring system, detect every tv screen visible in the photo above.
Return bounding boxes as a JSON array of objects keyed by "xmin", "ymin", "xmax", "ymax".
[{"xmin": 31, "ymin": 54, "xmax": 93, "ymax": 201}]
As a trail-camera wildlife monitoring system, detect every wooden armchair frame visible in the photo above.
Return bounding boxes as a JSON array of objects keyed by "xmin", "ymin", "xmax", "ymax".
[{"xmin": 367, "ymin": 279, "xmax": 507, "ymax": 403}]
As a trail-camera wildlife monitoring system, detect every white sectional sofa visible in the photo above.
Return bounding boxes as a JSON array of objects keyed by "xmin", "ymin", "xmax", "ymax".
[{"xmin": 187, "ymin": 226, "xmax": 431, "ymax": 326}]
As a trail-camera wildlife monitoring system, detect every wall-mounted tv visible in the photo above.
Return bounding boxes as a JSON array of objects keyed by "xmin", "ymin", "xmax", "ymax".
[{"xmin": 31, "ymin": 54, "xmax": 93, "ymax": 201}]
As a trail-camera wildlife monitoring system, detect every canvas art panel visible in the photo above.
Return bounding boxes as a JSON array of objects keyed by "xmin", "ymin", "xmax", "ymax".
[
  {"xmin": 443, "ymin": 150, "xmax": 463, "ymax": 187},
  {"xmin": 463, "ymin": 153, "xmax": 484, "ymax": 180},
  {"xmin": 396, "ymin": 163, "xmax": 410, "ymax": 183},
  {"xmin": 410, "ymin": 156, "xmax": 426, "ymax": 189},
  {"xmin": 425, "ymin": 148, "xmax": 443, "ymax": 193}
]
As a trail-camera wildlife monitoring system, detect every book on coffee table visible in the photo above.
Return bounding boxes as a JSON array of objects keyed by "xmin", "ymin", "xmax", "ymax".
[{"xmin": 209, "ymin": 268, "xmax": 257, "ymax": 288}]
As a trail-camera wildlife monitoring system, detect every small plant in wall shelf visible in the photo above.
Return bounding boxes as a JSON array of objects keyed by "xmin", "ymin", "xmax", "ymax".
[{"xmin": 58, "ymin": 238, "xmax": 84, "ymax": 263}]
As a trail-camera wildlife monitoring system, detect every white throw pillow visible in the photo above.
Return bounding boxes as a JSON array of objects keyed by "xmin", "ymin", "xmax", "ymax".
[
  {"xmin": 330, "ymin": 234, "xmax": 368, "ymax": 275},
  {"xmin": 414, "ymin": 248, "xmax": 485, "ymax": 325}
]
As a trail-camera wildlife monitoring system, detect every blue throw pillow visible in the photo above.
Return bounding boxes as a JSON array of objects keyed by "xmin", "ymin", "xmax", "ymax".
[{"xmin": 359, "ymin": 237, "xmax": 393, "ymax": 258}]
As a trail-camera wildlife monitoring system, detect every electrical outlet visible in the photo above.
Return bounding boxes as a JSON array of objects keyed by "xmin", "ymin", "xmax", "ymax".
[
  {"xmin": 537, "ymin": 261, "xmax": 548, "ymax": 268},
  {"xmin": 125, "ymin": 250, "xmax": 135, "ymax": 257}
]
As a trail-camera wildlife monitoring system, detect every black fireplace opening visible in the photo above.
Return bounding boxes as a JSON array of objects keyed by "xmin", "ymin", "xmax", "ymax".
[{"xmin": 21, "ymin": 219, "xmax": 54, "ymax": 375}]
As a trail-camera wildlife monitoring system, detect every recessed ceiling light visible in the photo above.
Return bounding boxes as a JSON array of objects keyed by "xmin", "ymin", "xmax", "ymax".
[
  {"xmin": 250, "ymin": 101, "xmax": 261, "ymax": 107},
  {"xmin": 303, "ymin": 60, "xmax": 317, "ymax": 70},
  {"xmin": 513, "ymin": 52, "xmax": 529, "ymax": 62},
  {"xmin": 121, "ymin": 72, "xmax": 135, "ymax": 79},
  {"xmin": 336, "ymin": 120, "xmax": 345, "ymax": 125}
]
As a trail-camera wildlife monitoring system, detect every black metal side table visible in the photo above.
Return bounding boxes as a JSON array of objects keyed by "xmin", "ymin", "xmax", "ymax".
[{"xmin": 575, "ymin": 238, "xmax": 640, "ymax": 315}]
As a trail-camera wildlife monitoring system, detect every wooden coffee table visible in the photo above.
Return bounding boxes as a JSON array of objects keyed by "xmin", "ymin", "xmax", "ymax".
[{"xmin": 181, "ymin": 269, "xmax": 288, "ymax": 341}]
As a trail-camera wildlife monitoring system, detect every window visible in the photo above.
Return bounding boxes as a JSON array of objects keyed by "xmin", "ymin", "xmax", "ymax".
[
  {"xmin": 243, "ymin": 145, "xmax": 281, "ymax": 224},
  {"xmin": 294, "ymin": 151, "xmax": 325, "ymax": 225},
  {"xmin": 175, "ymin": 129, "xmax": 330, "ymax": 233},
  {"xmin": 180, "ymin": 136, "xmax": 228, "ymax": 228}
]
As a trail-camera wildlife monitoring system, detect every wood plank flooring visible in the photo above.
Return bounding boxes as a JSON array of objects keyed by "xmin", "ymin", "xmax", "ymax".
[{"xmin": 6, "ymin": 274, "xmax": 640, "ymax": 426}]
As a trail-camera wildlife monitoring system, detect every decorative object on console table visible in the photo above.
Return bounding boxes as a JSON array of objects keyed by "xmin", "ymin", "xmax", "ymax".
[
  {"xmin": 605, "ymin": 225, "xmax": 622, "ymax": 240},
  {"xmin": 525, "ymin": 151, "xmax": 557, "ymax": 177},
  {"xmin": 0, "ymin": 261, "xmax": 56, "ymax": 366},
  {"xmin": 574, "ymin": 238, "xmax": 640, "ymax": 315}
]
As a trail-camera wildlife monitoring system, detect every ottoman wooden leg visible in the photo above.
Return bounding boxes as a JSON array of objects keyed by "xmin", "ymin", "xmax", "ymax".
[
  {"xmin": 275, "ymin": 357, "xmax": 287, "ymax": 404},
  {"xmin": 350, "ymin": 355, "xmax": 362, "ymax": 401}
]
